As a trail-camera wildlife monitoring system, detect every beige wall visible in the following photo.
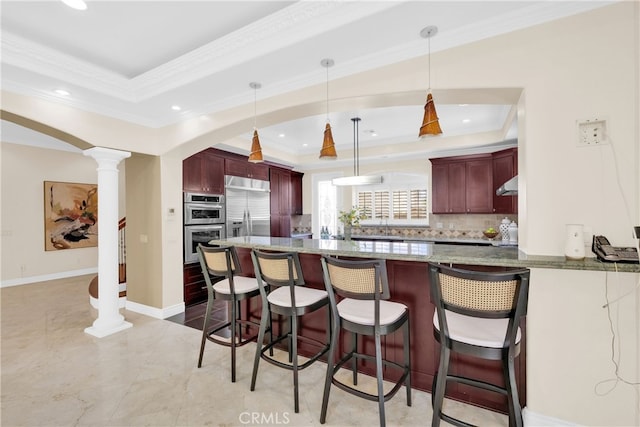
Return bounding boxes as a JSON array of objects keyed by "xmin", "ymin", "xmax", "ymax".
[
  {"xmin": 0, "ymin": 3, "xmax": 638, "ymax": 425},
  {"xmin": 124, "ymin": 153, "xmax": 163, "ymax": 309}
]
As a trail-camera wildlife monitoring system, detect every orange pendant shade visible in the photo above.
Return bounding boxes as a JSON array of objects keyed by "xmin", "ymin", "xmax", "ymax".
[
  {"xmin": 419, "ymin": 92, "xmax": 442, "ymax": 137},
  {"xmin": 319, "ymin": 122, "xmax": 337, "ymax": 159},
  {"xmin": 248, "ymin": 129, "xmax": 264, "ymax": 163}
]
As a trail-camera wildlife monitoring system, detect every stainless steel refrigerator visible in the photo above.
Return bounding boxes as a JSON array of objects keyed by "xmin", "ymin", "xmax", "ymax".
[{"xmin": 225, "ymin": 175, "xmax": 271, "ymax": 238}]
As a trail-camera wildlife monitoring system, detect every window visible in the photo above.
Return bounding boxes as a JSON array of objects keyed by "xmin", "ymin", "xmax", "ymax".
[
  {"xmin": 354, "ymin": 173, "xmax": 428, "ymax": 225},
  {"xmin": 313, "ymin": 172, "xmax": 343, "ymax": 237}
]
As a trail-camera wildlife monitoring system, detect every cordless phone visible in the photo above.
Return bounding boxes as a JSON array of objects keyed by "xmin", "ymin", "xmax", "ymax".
[{"xmin": 592, "ymin": 235, "xmax": 639, "ymax": 263}]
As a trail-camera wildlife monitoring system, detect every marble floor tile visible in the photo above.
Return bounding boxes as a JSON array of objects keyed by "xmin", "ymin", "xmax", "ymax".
[{"xmin": 1, "ymin": 275, "xmax": 508, "ymax": 426}]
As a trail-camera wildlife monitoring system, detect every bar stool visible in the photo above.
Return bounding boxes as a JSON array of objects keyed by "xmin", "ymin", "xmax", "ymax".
[
  {"xmin": 196, "ymin": 244, "xmax": 262, "ymax": 382},
  {"xmin": 250, "ymin": 249, "xmax": 330, "ymax": 413},
  {"xmin": 320, "ymin": 256, "xmax": 411, "ymax": 427},
  {"xmin": 427, "ymin": 263, "xmax": 530, "ymax": 427}
]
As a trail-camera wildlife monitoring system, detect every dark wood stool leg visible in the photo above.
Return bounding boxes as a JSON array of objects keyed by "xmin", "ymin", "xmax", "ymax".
[{"xmin": 432, "ymin": 346, "xmax": 451, "ymax": 427}]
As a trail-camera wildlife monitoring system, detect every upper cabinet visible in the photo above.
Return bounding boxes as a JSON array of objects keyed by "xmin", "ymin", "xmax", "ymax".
[
  {"xmin": 290, "ymin": 171, "xmax": 303, "ymax": 215},
  {"xmin": 431, "ymin": 154, "xmax": 492, "ymax": 214},
  {"xmin": 430, "ymin": 149, "xmax": 517, "ymax": 214},
  {"xmin": 270, "ymin": 167, "xmax": 292, "ymax": 237},
  {"xmin": 183, "ymin": 149, "xmax": 225, "ymax": 194},
  {"xmin": 492, "ymin": 148, "xmax": 518, "ymax": 214},
  {"xmin": 224, "ymin": 157, "xmax": 269, "ymax": 181}
]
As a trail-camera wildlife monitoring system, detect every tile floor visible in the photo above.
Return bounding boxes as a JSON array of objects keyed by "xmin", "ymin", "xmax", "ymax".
[{"xmin": 1, "ymin": 275, "xmax": 508, "ymax": 426}]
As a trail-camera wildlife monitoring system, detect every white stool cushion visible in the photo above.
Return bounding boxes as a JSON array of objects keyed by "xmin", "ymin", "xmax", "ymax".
[
  {"xmin": 433, "ymin": 310, "xmax": 521, "ymax": 348},
  {"xmin": 213, "ymin": 276, "xmax": 260, "ymax": 295},
  {"xmin": 337, "ymin": 298, "xmax": 407, "ymax": 326},
  {"xmin": 267, "ymin": 286, "xmax": 328, "ymax": 308}
]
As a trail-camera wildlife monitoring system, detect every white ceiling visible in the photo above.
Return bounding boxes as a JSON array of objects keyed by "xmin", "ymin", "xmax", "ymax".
[{"xmin": 0, "ymin": 0, "xmax": 614, "ymax": 163}]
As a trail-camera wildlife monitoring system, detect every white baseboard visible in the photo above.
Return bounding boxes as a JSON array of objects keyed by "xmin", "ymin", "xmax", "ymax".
[
  {"xmin": 1, "ymin": 267, "xmax": 98, "ymax": 288},
  {"xmin": 125, "ymin": 300, "xmax": 185, "ymax": 319},
  {"xmin": 524, "ymin": 407, "xmax": 578, "ymax": 426}
]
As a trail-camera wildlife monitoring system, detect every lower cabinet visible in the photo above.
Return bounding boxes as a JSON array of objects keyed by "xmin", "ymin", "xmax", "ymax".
[
  {"xmin": 183, "ymin": 262, "xmax": 207, "ymax": 306},
  {"xmin": 232, "ymin": 247, "xmax": 525, "ymax": 414}
]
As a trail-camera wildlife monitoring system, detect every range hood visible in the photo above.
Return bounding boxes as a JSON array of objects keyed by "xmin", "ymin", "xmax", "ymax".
[{"xmin": 496, "ymin": 175, "xmax": 518, "ymax": 196}]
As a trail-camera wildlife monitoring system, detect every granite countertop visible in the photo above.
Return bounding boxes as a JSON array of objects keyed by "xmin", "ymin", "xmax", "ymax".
[{"xmin": 211, "ymin": 236, "xmax": 640, "ymax": 273}]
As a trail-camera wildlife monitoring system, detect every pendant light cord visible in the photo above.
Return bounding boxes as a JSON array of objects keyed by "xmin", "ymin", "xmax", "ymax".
[
  {"xmin": 352, "ymin": 117, "xmax": 361, "ymax": 176},
  {"xmin": 428, "ymin": 34, "xmax": 432, "ymax": 92},
  {"xmin": 253, "ymin": 87, "xmax": 257, "ymax": 130},
  {"xmin": 326, "ymin": 64, "xmax": 329, "ymax": 122}
]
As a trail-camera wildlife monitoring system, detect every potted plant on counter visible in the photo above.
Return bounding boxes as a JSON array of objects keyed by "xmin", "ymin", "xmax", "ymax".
[{"xmin": 338, "ymin": 206, "xmax": 366, "ymax": 240}]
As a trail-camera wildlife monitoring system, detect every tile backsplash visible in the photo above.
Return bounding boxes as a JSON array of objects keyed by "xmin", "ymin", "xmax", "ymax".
[
  {"xmin": 291, "ymin": 214, "xmax": 312, "ymax": 234},
  {"xmin": 352, "ymin": 214, "xmax": 518, "ymax": 240},
  {"xmin": 290, "ymin": 213, "xmax": 517, "ymax": 239}
]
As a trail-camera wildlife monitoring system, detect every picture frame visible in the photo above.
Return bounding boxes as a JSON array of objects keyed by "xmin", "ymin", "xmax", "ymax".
[{"xmin": 44, "ymin": 180, "xmax": 98, "ymax": 251}]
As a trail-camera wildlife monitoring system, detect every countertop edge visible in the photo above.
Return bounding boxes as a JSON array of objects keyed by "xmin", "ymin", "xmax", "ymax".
[{"xmin": 210, "ymin": 237, "xmax": 640, "ymax": 273}]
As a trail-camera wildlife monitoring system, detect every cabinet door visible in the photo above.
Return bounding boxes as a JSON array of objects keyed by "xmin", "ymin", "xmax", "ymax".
[
  {"xmin": 225, "ymin": 157, "xmax": 270, "ymax": 180},
  {"xmin": 183, "ymin": 154, "xmax": 203, "ymax": 192},
  {"xmin": 225, "ymin": 158, "xmax": 249, "ymax": 178},
  {"xmin": 431, "ymin": 163, "xmax": 449, "ymax": 214},
  {"xmin": 291, "ymin": 172, "xmax": 303, "ymax": 215},
  {"xmin": 270, "ymin": 168, "xmax": 291, "ymax": 216},
  {"xmin": 448, "ymin": 162, "xmax": 467, "ymax": 213},
  {"xmin": 201, "ymin": 151, "xmax": 225, "ymax": 194},
  {"xmin": 465, "ymin": 159, "xmax": 493, "ymax": 213},
  {"xmin": 492, "ymin": 149, "xmax": 517, "ymax": 214},
  {"xmin": 249, "ymin": 163, "xmax": 270, "ymax": 181}
]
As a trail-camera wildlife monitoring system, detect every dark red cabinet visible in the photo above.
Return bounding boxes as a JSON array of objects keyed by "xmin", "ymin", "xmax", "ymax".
[
  {"xmin": 224, "ymin": 157, "xmax": 269, "ymax": 180},
  {"xmin": 431, "ymin": 150, "xmax": 517, "ymax": 214},
  {"xmin": 270, "ymin": 167, "xmax": 292, "ymax": 237},
  {"xmin": 290, "ymin": 171, "xmax": 303, "ymax": 215},
  {"xmin": 183, "ymin": 149, "xmax": 225, "ymax": 194},
  {"xmin": 465, "ymin": 158, "xmax": 493, "ymax": 213},
  {"xmin": 431, "ymin": 155, "xmax": 491, "ymax": 214},
  {"xmin": 183, "ymin": 262, "xmax": 206, "ymax": 306},
  {"xmin": 492, "ymin": 148, "xmax": 518, "ymax": 214}
]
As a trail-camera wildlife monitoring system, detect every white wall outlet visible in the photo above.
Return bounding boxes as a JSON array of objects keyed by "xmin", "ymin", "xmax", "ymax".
[{"xmin": 577, "ymin": 118, "xmax": 608, "ymax": 147}]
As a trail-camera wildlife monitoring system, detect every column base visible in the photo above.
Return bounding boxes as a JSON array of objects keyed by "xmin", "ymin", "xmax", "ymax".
[{"xmin": 84, "ymin": 320, "xmax": 133, "ymax": 338}]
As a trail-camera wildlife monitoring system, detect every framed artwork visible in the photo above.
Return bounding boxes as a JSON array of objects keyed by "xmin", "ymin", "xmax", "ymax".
[{"xmin": 44, "ymin": 181, "xmax": 98, "ymax": 251}]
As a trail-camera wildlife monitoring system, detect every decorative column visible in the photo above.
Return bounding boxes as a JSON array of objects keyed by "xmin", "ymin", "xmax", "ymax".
[{"xmin": 83, "ymin": 147, "xmax": 132, "ymax": 338}]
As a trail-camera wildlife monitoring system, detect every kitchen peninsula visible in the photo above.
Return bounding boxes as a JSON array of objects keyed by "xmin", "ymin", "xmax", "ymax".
[{"xmin": 209, "ymin": 236, "xmax": 639, "ymax": 414}]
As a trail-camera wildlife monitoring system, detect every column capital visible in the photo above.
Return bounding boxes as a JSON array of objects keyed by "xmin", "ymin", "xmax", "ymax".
[{"xmin": 83, "ymin": 147, "xmax": 131, "ymax": 167}]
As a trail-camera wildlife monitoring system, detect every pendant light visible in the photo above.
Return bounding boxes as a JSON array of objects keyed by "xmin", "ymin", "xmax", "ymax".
[
  {"xmin": 419, "ymin": 25, "xmax": 443, "ymax": 137},
  {"xmin": 332, "ymin": 117, "xmax": 382, "ymax": 186},
  {"xmin": 319, "ymin": 58, "xmax": 337, "ymax": 159},
  {"xmin": 248, "ymin": 82, "xmax": 264, "ymax": 163}
]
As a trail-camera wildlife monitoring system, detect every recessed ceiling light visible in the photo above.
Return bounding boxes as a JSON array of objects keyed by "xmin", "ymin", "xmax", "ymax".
[
  {"xmin": 302, "ymin": 143, "xmax": 308, "ymax": 147},
  {"xmin": 462, "ymin": 119, "xmax": 471, "ymax": 123},
  {"xmin": 459, "ymin": 104, "xmax": 469, "ymax": 107},
  {"xmin": 54, "ymin": 89, "xmax": 70, "ymax": 96},
  {"xmin": 61, "ymin": 0, "xmax": 87, "ymax": 11},
  {"xmin": 171, "ymin": 105, "xmax": 181, "ymax": 111},
  {"xmin": 279, "ymin": 133, "xmax": 285, "ymax": 138}
]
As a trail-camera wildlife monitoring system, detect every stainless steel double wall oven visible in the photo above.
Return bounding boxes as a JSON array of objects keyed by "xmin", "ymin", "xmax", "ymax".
[{"xmin": 183, "ymin": 192, "xmax": 225, "ymax": 263}]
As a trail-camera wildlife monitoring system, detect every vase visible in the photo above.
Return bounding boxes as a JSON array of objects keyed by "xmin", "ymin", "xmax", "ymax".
[
  {"xmin": 499, "ymin": 217, "xmax": 511, "ymax": 242},
  {"xmin": 344, "ymin": 225, "xmax": 352, "ymax": 241}
]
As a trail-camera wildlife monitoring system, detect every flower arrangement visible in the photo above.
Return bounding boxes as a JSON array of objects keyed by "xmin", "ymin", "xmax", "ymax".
[{"xmin": 338, "ymin": 206, "xmax": 366, "ymax": 227}]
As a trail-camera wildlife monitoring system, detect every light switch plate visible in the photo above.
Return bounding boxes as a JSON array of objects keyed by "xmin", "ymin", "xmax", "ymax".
[{"xmin": 577, "ymin": 118, "xmax": 608, "ymax": 147}]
